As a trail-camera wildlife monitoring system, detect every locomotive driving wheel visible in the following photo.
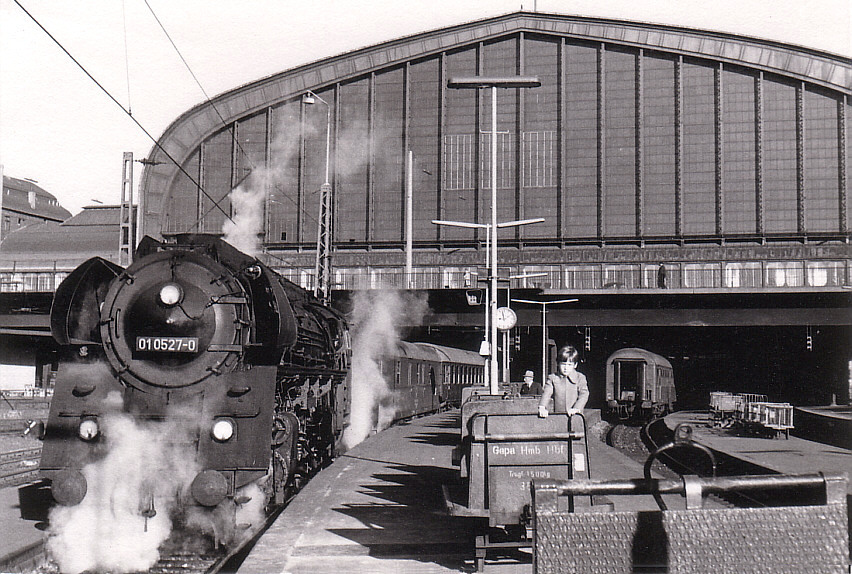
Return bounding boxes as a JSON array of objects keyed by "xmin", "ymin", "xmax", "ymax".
[{"xmin": 270, "ymin": 412, "xmax": 299, "ymax": 505}]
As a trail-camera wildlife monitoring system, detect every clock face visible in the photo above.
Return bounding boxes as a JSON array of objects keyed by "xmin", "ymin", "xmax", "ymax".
[{"xmin": 495, "ymin": 307, "xmax": 517, "ymax": 330}]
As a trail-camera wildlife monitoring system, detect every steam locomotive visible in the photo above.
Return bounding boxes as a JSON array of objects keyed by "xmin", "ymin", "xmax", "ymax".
[
  {"xmin": 41, "ymin": 234, "xmax": 351, "ymax": 545},
  {"xmin": 39, "ymin": 234, "xmax": 482, "ymax": 553}
]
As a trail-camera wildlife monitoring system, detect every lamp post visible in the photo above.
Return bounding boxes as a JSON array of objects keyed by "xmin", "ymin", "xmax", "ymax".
[
  {"xmin": 447, "ymin": 75, "xmax": 540, "ymax": 395},
  {"xmin": 433, "ymin": 217, "xmax": 543, "ymax": 392},
  {"xmin": 432, "ymin": 220, "xmax": 492, "ymax": 363},
  {"xmin": 512, "ymin": 298, "xmax": 578, "ymax": 388},
  {"xmin": 303, "ymin": 90, "xmax": 333, "ymax": 303},
  {"xmin": 503, "ymin": 272, "xmax": 547, "ymax": 383}
]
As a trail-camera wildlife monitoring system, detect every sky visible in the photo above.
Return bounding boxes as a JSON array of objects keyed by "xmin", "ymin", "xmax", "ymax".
[{"xmin": 1, "ymin": 0, "xmax": 850, "ymax": 215}]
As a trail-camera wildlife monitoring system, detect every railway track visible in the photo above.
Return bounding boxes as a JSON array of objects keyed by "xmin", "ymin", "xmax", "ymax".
[
  {"xmin": 0, "ymin": 446, "xmax": 41, "ymax": 488},
  {"xmin": 639, "ymin": 413, "xmax": 793, "ymax": 509},
  {"xmin": 3, "ymin": 496, "xmax": 291, "ymax": 574},
  {"xmin": 147, "ymin": 503, "xmax": 288, "ymax": 574}
]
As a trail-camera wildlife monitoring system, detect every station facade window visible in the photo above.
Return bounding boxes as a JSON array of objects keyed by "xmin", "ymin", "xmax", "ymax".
[
  {"xmin": 806, "ymin": 260, "xmax": 846, "ymax": 287},
  {"xmin": 603, "ymin": 264, "xmax": 641, "ymax": 289},
  {"xmin": 683, "ymin": 263, "xmax": 723, "ymax": 288},
  {"xmin": 724, "ymin": 262, "xmax": 762, "ymax": 288},
  {"xmin": 764, "ymin": 262, "xmax": 804, "ymax": 287},
  {"xmin": 564, "ymin": 265, "xmax": 601, "ymax": 290}
]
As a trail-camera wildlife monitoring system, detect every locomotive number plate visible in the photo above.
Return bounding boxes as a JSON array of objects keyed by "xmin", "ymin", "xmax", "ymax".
[{"xmin": 136, "ymin": 336, "xmax": 199, "ymax": 353}]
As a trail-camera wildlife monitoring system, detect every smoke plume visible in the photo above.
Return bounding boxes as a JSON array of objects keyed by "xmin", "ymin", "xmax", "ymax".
[
  {"xmin": 222, "ymin": 182, "xmax": 266, "ymax": 257},
  {"xmin": 47, "ymin": 391, "xmax": 203, "ymax": 574},
  {"xmin": 221, "ymin": 113, "xmax": 402, "ymax": 258},
  {"xmin": 342, "ymin": 290, "xmax": 429, "ymax": 450}
]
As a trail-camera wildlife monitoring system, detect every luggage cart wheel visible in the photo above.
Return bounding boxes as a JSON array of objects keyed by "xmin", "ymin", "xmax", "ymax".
[{"xmin": 475, "ymin": 535, "xmax": 486, "ymax": 572}]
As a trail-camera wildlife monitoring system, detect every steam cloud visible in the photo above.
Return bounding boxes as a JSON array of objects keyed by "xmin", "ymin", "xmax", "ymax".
[
  {"xmin": 44, "ymin": 362, "xmax": 268, "ymax": 574},
  {"xmin": 222, "ymin": 183, "xmax": 266, "ymax": 257},
  {"xmin": 342, "ymin": 290, "xmax": 429, "ymax": 450},
  {"xmin": 47, "ymin": 390, "xmax": 203, "ymax": 574},
  {"xmin": 221, "ymin": 110, "xmax": 404, "ymax": 258}
]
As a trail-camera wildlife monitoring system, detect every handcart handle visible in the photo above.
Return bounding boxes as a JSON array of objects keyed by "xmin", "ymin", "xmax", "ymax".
[
  {"xmin": 570, "ymin": 413, "xmax": 593, "ymax": 495},
  {"xmin": 533, "ymin": 472, "xmax": 847, "ymax": 510},
  {"xmin": 473, "ymin": 431, "xmax": 584, "ymax": 441},
  {"xmin": 643, "ymin": 423, "xmax": 716, "ymax": 510}
]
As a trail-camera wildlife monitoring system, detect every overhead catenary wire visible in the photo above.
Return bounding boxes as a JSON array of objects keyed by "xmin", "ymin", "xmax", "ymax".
[
  {"xmin": 138, "ymin": 2, "xmax": 308, "ymax": 268},
  {"xmin": 16, "ymin": 0, "xmax": 320, "ymax": 262},
  {"xmin": 142, "ymin": 0, "xmax": 322, "ymax": 236},
  {"xmin": 12, "ymin": 0, "xmax": 234, "ymax": 224},
  {"xmin": 122, "ymin": 0, "xmax": 132, "ymax": 115}
]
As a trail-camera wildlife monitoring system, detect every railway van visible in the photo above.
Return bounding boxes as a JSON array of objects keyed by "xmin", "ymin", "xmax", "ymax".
[{"xmin": 605, "ymin": 348, "xmax": 676, "ymax": 420}]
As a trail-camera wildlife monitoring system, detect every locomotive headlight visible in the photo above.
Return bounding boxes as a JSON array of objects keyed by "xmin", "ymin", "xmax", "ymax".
[
  {"xmin": 158, "ymin": 283, "xmax": 183, "ymax": 307},
  {"xmin": 211, "ymin": 418, "xmax": 235, "ymax": 442},
  {"xmin": 78, "ymin": 417, "xmax": 99, "ymax": 441}
]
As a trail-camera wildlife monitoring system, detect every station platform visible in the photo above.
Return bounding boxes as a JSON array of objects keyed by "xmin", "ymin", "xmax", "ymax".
[
  {"xmin": 664, "ymin": 411, "xmax": 852, "ymax": 495},
  {"xmin": 238, "ymin": 409, "xmax": 695, "ymax": 574},
  {"xmin": 794, "ymin": 405, "xmax": 852, "ymax": 449},
  {"xmin": 0, "ymin": 481, "xmax": 48, "ymax": 572}
]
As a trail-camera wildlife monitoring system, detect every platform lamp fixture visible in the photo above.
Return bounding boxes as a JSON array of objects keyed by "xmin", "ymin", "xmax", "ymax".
[
  {"xmin": 303, "ymin": 89, "xmax": 333, "ymax": 304},
  {"xmin": 502, "ymin": 272, "xmax": 547, "ymax": 383},
  {"xmin": 512, "ymin": 298, "xmax": 578, "ymax": 388},
  {"xmin": 434, "ymin": 217, "xmax": 544, "ymax": 392},
  {"xmin": 446, "ymin": 75, "xmax": 541, "ymax": 395}
]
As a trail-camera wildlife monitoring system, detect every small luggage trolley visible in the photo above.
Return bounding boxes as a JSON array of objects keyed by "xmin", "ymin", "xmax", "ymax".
[
  {"xmin": 746, "ymin": 401, "xmax": 795, "ymax": 438},
  {"xmin": 736, "ymin": 393, "xmax": 768, "ymax": 424},
  {"xmin": 445, "ymin": 391, "xmax": 591, "ymax": 571},
  {"xmin": 708, "ymin": 391, "xmax": 741, "ymax": 427}
]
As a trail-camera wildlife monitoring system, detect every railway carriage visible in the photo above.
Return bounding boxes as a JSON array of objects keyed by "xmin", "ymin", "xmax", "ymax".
[
  {"xmin": 381, "ymin": 341, "xmax": 484, "ymax": 419},
  {"xmin": 605, "ymin": 348, "xmax": 677, "ymax": 421},
  {"xmin": 414, "ymin": 342, "xmax": 485, "ymax": 406}
]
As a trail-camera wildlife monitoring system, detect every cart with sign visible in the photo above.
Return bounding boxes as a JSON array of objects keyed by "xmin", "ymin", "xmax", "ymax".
[{"xmin": 445, "ymin": 391, "xmax": 591, "ymax": 571}]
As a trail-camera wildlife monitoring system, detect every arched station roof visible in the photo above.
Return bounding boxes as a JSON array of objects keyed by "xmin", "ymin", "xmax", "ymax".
[{"xmin": 139, "ymin": 10, "xmax": 852, "ymax": 239}]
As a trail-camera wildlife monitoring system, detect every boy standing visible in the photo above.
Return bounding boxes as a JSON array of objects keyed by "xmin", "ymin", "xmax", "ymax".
[{"xmin": 538, "ymin": 345, "xmax": 589, "ymax": 417}]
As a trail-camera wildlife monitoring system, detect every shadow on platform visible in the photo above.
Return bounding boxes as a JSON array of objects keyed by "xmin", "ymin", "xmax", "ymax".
[{"xmin": 328, "ymin": 462, "xmax": 483, "ymax": 572}]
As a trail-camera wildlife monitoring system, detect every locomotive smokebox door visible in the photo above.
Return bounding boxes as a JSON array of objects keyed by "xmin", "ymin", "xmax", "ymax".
[{"xmin": 99, "ymin": 250, "xmax": 249, "ymax": 390}]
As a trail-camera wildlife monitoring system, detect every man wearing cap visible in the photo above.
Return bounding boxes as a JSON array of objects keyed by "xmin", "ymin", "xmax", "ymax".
[{"xmin": 520, "ymin": 370, "xmax": 543, "ymax": 395}]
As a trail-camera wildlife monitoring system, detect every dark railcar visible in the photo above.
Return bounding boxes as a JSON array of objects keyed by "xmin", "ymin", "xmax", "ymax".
[
  {"xmin": 382, "ymin": 341, "xmax": 484, "ymax": 419},
  {"xmin": 605, "ymin": 348, "xmax": 676, "ymax": 420}
]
